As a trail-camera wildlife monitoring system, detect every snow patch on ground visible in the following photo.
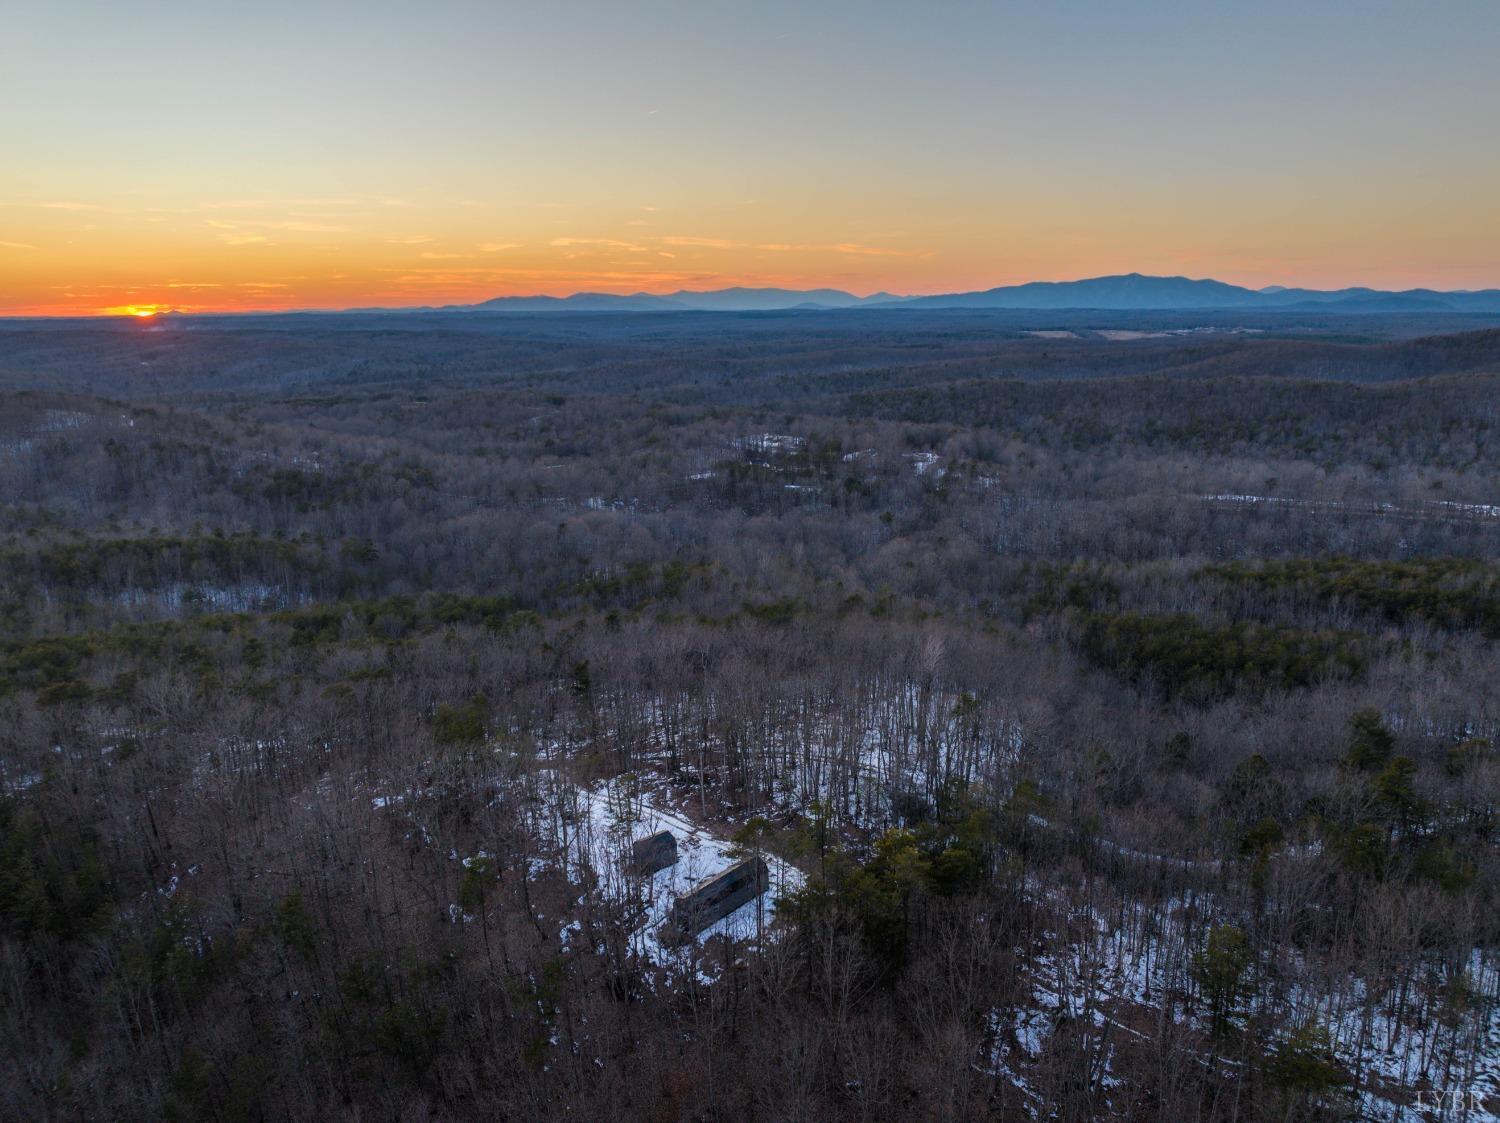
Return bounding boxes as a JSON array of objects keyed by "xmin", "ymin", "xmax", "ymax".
[
  {"xmin": 107, "ymin": 582, "xmax": 307, "ymax": 613},
  {"xmin": 907, "ymin": 451, "xmax": 944, "ymax": 477},
  {"xmin": 1201, "ymin": 493, "xmax": 1500, "ymax": 522},
  {"xmin": 735, "ymin": 433, "xmax": 805, "ymax": 456}
]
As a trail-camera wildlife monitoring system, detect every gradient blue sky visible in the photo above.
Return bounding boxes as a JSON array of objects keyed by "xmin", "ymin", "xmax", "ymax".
[{"xmin": 3, "ymin": 0, "xmax": 1497, "ymax": 313}]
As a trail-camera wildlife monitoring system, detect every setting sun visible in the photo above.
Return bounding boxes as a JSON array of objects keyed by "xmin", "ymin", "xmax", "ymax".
[{"xmin": 103, "ymin": 304, "xmax": 169, "ymax": 318}]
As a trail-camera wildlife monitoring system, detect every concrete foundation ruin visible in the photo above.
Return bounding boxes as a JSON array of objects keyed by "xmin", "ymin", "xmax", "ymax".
[
  {"xmin": 628, "ymin": 830, "xmax": 678, "ymax": 877},
  {"xmin": 669, "ymin": 857, "xmax": 769, "ymax": 938}
]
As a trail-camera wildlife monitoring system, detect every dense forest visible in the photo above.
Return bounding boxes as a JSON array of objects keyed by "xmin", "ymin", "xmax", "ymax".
[{"xmin": 1, "ymin": 309, "xmax": 1497, "ymax": 1120}]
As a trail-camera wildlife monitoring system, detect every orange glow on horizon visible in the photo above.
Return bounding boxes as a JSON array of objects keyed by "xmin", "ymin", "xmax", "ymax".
[
  {"xmin": 5, "ymin": 180, "xmax": 1500, "ymax": 317},
  {"xmin": 102, "ymin": 304, "xmax": 171, "ymax": 319},
  {"xmin": 4, "ymin": 191, "xmax": 1499, "ymax": 318}
]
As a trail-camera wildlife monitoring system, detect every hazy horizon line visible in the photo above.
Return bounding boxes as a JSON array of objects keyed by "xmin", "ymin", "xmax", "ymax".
[{"xmin": 7, "ymin": 270, "xmax": 1500, "ymax": 320}]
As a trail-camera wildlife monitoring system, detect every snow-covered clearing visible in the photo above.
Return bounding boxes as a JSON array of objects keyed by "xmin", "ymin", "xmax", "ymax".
[{"xmin": 547, "ymin": 775, "xmax": 804, "ymax": 973}]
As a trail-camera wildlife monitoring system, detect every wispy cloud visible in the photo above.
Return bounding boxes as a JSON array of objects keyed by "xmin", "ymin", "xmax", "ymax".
[
  {"xmin": 663, "ymin": 234, "xmax": 919, "ymax": 257},
  {"xmin": 478, "ymin": 242, "xmax": 521, "ymax": 252},
  {"xmin": 550, "ymin": 237, "xmax": 647, "ymax": 251},
  {"xmin": 31, "ymin": 201, "xmax": 102, "ymax": 212},
  {"xmin": 0, "ymin": 240, "xmax": 35, "ymax": 250},
  {"xmin": 827, "ymin": 242, "xmax": 917, "ymax": 257},
  {"xmin": 377, "ymin": 266, "xmax": 719, "ymax": 286},
  {"xmin": 387, "ymin": 235, "xmax": 434, "ymax": 245},
  {"xmin": 263, "ymin": 221, "xmax": 349, "ymax": 233},
  {"xmin": 199, "ymin": 198, "xmax": 361, "ymax": 210},
  {"xmin": 662, "ymin": 235, "xmax": 745, "ymax": 249},
  {"xmin": 420, "ymin": 252, "xmax": 467, "ymax": 259},
  {"xmin": 209, "ymin": 217, "xmax": 347, "ymax": 236}
]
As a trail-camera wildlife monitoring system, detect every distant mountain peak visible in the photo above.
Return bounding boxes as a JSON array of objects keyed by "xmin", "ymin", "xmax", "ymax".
[
  {"xmin": 896, "ymin": 274, "xmax": 1500, "ymax": 313},
  {"xmin": 452, "ymin": 286, "xmax": 903, "ymax": 313},
  {"xmin": 341, "ymin": 275, "xmax": 1500, "ymax": 316}
]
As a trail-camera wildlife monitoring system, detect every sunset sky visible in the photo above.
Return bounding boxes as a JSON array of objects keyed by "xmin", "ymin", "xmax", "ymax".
[{"xmin": 3, "ymin": 0, "xmax": 1498, "ymax": 316}]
